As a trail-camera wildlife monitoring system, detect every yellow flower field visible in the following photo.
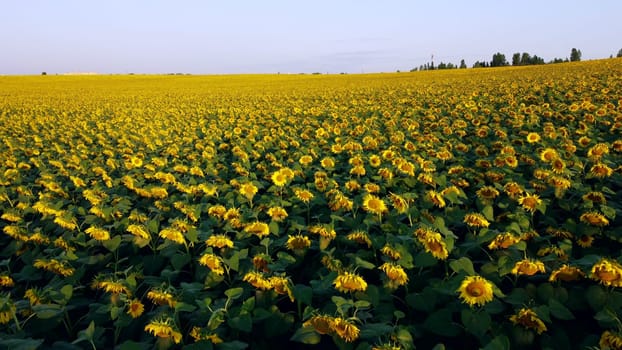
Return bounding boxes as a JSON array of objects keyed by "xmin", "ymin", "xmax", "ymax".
[{"xmin": 1, "ymin": 59, "xmax": 622, "ymax": 349}]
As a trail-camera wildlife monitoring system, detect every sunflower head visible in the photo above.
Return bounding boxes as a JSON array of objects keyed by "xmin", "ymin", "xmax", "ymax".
[{"xmin": 457, "ymin": 275, "xmax": 494, "ymax": 307}]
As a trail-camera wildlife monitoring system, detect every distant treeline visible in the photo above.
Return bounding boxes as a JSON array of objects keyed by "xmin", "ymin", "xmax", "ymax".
[{"xmin": 410, "ymin": 48, "xmax": 622, "ymax": 71}]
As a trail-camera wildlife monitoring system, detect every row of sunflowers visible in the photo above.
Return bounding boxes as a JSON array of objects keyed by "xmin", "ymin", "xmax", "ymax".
[{"xmin": 1, "ymin": 59, "xmax": 622, "ymax": 349}]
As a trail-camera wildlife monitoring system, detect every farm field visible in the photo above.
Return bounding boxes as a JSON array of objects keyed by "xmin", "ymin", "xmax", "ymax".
[{"xmin": 1, "ymin": 59, "xmax": 622, "ymax": 349}]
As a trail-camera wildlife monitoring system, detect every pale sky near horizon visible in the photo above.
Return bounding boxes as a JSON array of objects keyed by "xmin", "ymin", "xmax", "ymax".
[{"xmin": 1, "ymin": 0, "xmax": 621, "ymax": 74}]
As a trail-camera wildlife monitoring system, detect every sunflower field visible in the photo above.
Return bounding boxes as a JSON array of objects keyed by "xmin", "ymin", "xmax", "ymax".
[{"xmin": 1, "ymin": 59, "xmax": 622, "ymax": 349}]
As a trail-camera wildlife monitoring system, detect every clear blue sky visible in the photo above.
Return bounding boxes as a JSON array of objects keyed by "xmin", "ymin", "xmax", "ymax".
[{"xmin": 1, "ymin": 0, "xmax": 621, "ymax": 74}]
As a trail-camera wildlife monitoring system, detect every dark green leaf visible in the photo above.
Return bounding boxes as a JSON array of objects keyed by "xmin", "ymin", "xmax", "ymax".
[
  {"xmin": 290, "ymin": 326, "xmax": 321, "ymax": 345},
  {"xmin": 548, "ymin": 299, "xmax": 574, "ymax": 320}
]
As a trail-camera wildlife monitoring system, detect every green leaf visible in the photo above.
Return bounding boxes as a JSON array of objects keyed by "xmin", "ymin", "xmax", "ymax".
[
  {"xmin": 601, "ymin": 205, "xmax": 616, "ymax": 219},
  {"xmin": 228, "ymin": 313, "xmax": 253, "ymax": 332},
  {"xmin": 171, "ymin": 253, "xmax": 191, "ymax": 270},
  {"xmin": 461, "ymin": 308, "xmax": 491, "ymax": 337},
  {"xmin": 423, "ymin": 308, "xmax": 461, "ymax": 337},
  {"xmin": 414, "ymin": 251, "xmax": 438, "ymax": 267},
  {"xmin": 482, "ymin": 205, "xmax": 494, "ymax": 221},
  {"xmin": 60, "ymin": 284, "xmax": 73, "ymax": 303},
  {"xmin": 354, "ymin": 256, "xmax": 375, "ymax": 269},
  {"xmin": 225, "ymin": 287, "xmax": 244, "ymax": 300},
  {"xmin": 359, "ymin": 323, "xmax": 394, "ymax": 338},
  {"xmin": 0, "ymin": 338, "xmax": 45, "ymax": 350},
  {"xmin": 174, "ymin": 302, "xmax": 197, "ymax": 313},
  {"xmin": 33, "ymin": 304, "xmax": 62, "ymax": 319},
  {"xmin": 482, "ymin": 335, "xmax": 510, "ymax": 350},
  {"xmin": 102, "ymin": 235, "xmax": 122, "ymax": 251},
  {"xmin": 292, "ymin": 284, "xmax": 313, "ymax": 306},
  {"xmin": 290, "ymin": 326, "xmax": 321, "ymax": 344},
  {"xmin": 216, "ymin": 340, "xmax": 249, "ymax": 350},
  {"xmin": 449, "ymin": 257, "xmax": 475, "ymax": 275},
  {"xmin": 548, "ymin": 299, "xmax": 574, "ymax": 320},
  {"xmin": 223, "ymin": 251, "xmax": 240, "ymax": 272},
  {"xmin": 269, "ymin": 221, "xmax": 279, "ymax": 235}
]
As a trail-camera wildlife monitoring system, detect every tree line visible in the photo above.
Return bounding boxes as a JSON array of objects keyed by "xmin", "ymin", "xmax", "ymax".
[{"xmin": 411, "ymin": 48, "xmax": 622, "ymax": 71}]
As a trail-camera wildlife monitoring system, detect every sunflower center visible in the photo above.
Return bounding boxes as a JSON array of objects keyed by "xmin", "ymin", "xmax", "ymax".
[{"xmin": 466, "ymin": 282, "xmax": 483, "ymax": 296}]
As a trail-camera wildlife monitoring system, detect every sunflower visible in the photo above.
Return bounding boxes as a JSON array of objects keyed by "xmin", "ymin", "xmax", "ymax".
[
  {"xmin": 591, "ymin": 259, "xmax": 622, "ymax": 287},
  {"xmin": 299, "ymin": 155, "xmax": 313, "ymax": 166},
  {"xmin": 332, "ymin": 317, "xmax": 360, "ymax": 342},
  {"xmin": 362, "ymin": 194, "xmax": 388, "ymax": 217},
  {"xmin": 333, "ymin": 272, "xmax": 368, "ymax": 293},
  {"xmin": 463, "ymin": 213, "xmax": 490, "ymax": 228},
  {"xmin": 147, "ymin": 288, "xmax": 177, "ymax": 308},
  {"xmin": 144, "ymin": 318, "xmax": 182, "ymax": 344},
  {"xmin": 427, "ymin": 190, "xmax": 446, "ymax": 208},
  {"xmin": 85, "ymin": 226, "xmax": 111, "ymax": 241},
  {"xmin": 380, "ymin": 245, "xmax": 401, "ymax": 260},
  {"xmin": 379, "ymin": 262, "xmax": 409, "ymax": 288},
  {"xmin": 199, "ymin": 253, "xmax": 225, "ymax": 275},
  {"xmin": 303, "ymin": 315, "xmax": 334, "ymax": 335},
  {"xmin": 511, "ymin": 259, "xmax": 546, "ymax": 276},
  {"xmin": 206, "ymin": 234, "xmax": 234, "ymax": 249},
  {"xmin": 92, "ymin": 279, "xmax": 132, "ymax": 296},
  {"xmin": 576, "ymin": 234, "xmax": 594, "ymax": 248},
  {"xmin": 158, "ymin": 228, "xmax": 185, "ymax": 245},
  {"xmin": 294, "ymin": 188, "xmax": 314, "ymax": 203},
  {"xmin": 476, "ymin": 186, "xmax": 500, "ymax": 201},
  {"xmin": 320, "ymin": 157, "xmax": 335, "ymax": 169},
  {"xmin": 509, "ymin": 308, "xmax": 547, "ymax": 334},
  {"xmin": 271, "ymin": 170, "xmax": 288, "ymax": 187},
  {"xmin": 600, "ymin": 330, "xmax": 622, "ymax": 350},
  {"xmin": 420, "ymin": 233, "xmax": 449, "ymax": 260},
  {"xmin": 580, "ymin": 212, "xmax": 609, "ymax": 227},
  {"xmin": 487, "ymin": 233, "xmax": 522, "ymax": 250},
  {"xmin": 539, "ymin": 148, "xmax": 559, "ymax": 163},
  {"xmin": 346, "ymin": 231, "xmax": 372, "ymax": 247},
  {"xmin": 286, "ymin": 234, "xmax": 311, "ymax": 251},
  {"xmin": 518, "ymin": 193, "xmax": 541, "ymax": 213},
  {"xmin": 126, "ymin": 224, "xmax": 150, "ymax": 240},
  {"xmin": 243, "ymin": 271, "xmax": 272, "ymax": 290},
  {"xmin": 457, "ymin": 275, "xmax": 494, "ymax": 307},
  {"xmin": 388, "ymin": 193, "xmax": 409, "ymax": 214},
  {"xmin": 266, "ymin": 206, "xmax": 288, "ymax": 221},
  {"xmin": 369, "ymin": 155, "xmax": 382, "ymax": 167},
  {"xmin": 244, "ymin": 221, "xmax": 270, "ymax": 238},
  {"xmin": 239, "ymin": 182, "xmax": 258, "ymax": 201},
  {"xmin": 549, "ymin": 265, "xmax": 585, "ymax": 282},
  {"xmin": 582, "ymin": 191, "xmax": 607, "ymax": 204},
  {"xmin": 0, "ymin": 275, "xmax": 14, "ymax": 288},
  {"xmin": 550, "ymin": 158, "xmax": 566, "ymax": 174},
  {"xmin": 127, "ymin": 299, "xmax": 144, "ymax": 318},
  {"xmin": 503, "ymin": 182, "xmax": 524, "ymax": 198},
  {"xmin": 526, "ymin": 132, "xmax": 541, "ymax": 143},
  {"xmin": 590, "ymin": 163, "xmax": 613, "ymax": 178}
]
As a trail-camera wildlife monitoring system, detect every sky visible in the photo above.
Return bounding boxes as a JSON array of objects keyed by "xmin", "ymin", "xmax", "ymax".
[{"xmin": 1, "ymin": 0, "xmax": 621, "ymax": 74}]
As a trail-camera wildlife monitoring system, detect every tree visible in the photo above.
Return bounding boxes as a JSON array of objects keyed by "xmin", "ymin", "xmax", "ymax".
[
  {"xmin": 520, "ymin": 53, "xmax": 531, "ymax": 66},
  {"xmin": 459, "ymin": 59, "xmax": 467, "ymax": 69},
  {"xmin": 490, "ymin": 52, "xmax": 508, "ymax": 67},
  {"xmin": 617, "ymin": 49, "xmax": 622, "ymax": 58},
  {"xmin": 570, "ymin": 48, "xmax": 582, "ymax": 62},
  {"xmin": 512, "ymin": 53, "xmax": 521, "ymax": 66}
]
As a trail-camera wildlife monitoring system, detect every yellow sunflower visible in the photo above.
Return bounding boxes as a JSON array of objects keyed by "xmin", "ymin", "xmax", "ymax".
[
  {"xmin": 549, "ymin": 265, "xmax": 585, "ymax": 282},
  {"xmin": 580, "ymin": 212, "xmax": 609, "ymax": 227},
  {"xmin": 463, "ymin": 213, "xmax": 490, "ymax": 228},
  {"xmin": 362, "ymin": 194, "xmax": 388, "ymax": 217},
  {"xmin": 205, "ymin": 234, "xmax": 234, "ymax": 249},
  {"xmin": 518, "ymin": 193, "xmax": 541, "ymax": 213},
  {"xmin": 511, "ymin": 259, "xmax": 546, "ymax": 276},
  {"xmin": 591, "ymin": 259, "xmax": 622, "ymax": 287},
  {"xmin": 509, "ymin": 308, "xmax": 547, "ymax": 334},
  {"xmin": 457, "ymin": 275, "xmax": 494, "ymax": 307},
  {"xmin": 333, "ymin": 272, "xmax": 368, "ymax": 293}
]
